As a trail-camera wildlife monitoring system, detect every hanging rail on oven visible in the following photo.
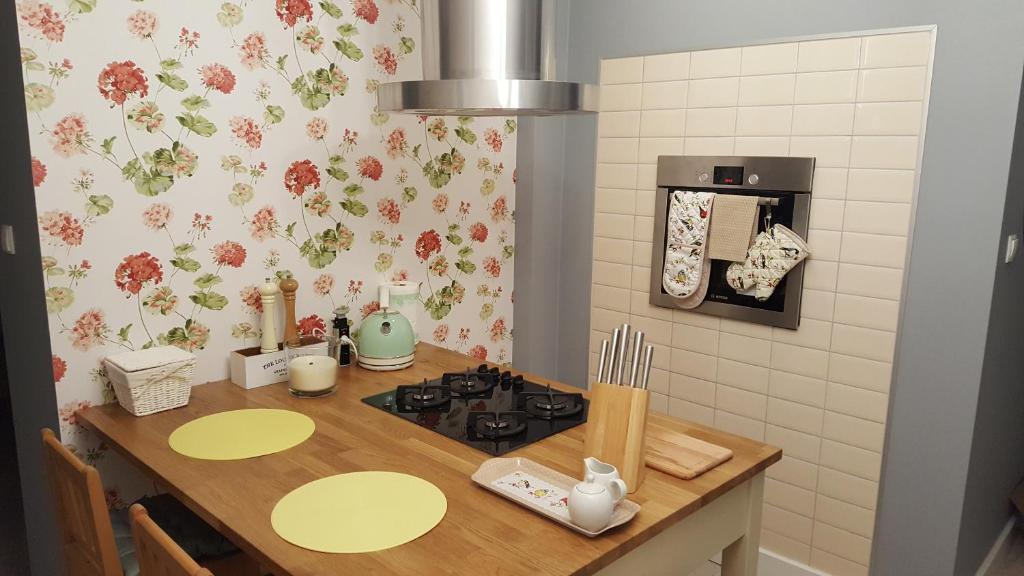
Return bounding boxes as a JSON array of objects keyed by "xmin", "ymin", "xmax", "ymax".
[{"xmin": 757, "ymin": 197, "xmax": 780, "ymax": 206}]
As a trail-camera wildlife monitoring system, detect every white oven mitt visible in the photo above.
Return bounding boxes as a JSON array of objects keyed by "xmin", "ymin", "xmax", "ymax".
[
  {"xmin": 726, "ymin": 224, "xmax": 810, "ymax": 301},
  {"xmin": 662, "ymin": 191, "xmax": 715, "ymax": 307}
]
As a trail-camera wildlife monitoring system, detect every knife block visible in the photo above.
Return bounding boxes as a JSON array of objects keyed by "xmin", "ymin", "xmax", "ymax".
[{"xmin": 583, "ymin": 382, "xmax": 649, "ymax": 493}]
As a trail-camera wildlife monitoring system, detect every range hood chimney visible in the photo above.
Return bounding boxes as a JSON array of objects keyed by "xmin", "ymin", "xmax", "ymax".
[{"xmin": 377, "ymin": 0, "xmax": 598, "ymax": 116}]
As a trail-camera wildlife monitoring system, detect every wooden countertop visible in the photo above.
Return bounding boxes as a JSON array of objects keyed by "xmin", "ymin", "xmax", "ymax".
[{"xmin": 78, "ymin": 343, "xmax": 780, "ymax": 576}]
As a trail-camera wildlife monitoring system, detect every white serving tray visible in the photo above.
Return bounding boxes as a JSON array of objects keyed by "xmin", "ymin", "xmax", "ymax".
[{"xmin": 470, "ymin": 457, "xmax": 640, "ymax": 537}]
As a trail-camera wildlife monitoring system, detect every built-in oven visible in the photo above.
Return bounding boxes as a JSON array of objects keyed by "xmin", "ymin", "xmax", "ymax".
[{"xmin": 649, "ymin": 155, "xmax": 815, "ymax": 329}]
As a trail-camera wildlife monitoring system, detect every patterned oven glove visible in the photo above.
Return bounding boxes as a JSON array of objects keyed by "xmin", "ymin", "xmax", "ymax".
[
  {"xmin": 662, "ymin": 191, "xmax": 715, "ymax": 306},
  {"xmin": 726, "ymin": 224, "xmax": 810, "ymax": 301}
]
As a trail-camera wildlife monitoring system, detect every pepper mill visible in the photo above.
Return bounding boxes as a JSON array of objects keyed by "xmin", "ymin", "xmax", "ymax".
[
  {"xmin": 279, "ymin": 276, "xmax": 299, "ymax": 345},
  {"xmin": 258, "ymin": 278, "xmax": 280, "ymax": 354}
]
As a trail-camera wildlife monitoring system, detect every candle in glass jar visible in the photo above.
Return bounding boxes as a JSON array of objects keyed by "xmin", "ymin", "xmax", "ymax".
[{"xmin": 288, "ymin": 356, "xmax": 338, "ymax": 394}]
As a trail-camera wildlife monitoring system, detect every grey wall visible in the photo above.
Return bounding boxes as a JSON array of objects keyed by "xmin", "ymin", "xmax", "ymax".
[
  {"xmin": 0, "ymin": 0, "xmax": 63, "ymax": 573},
  {"xmin": 955, "ymin": 73, "xmax": 1024, "ymax": 575},
  {"xmin": 511, "ymin": 0, "xmax": 1024, "ymax": 574}
]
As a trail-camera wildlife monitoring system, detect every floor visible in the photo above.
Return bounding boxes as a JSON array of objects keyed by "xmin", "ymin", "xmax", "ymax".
[{"xmin": 989, "ymin": 521, "xmax": 1024, "ymax": 576}]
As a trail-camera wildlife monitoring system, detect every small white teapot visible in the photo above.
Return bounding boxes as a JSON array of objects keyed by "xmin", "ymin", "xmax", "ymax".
[{"xmin": 568, "ymin": 479, "xmax": 626, "ymax": 532}]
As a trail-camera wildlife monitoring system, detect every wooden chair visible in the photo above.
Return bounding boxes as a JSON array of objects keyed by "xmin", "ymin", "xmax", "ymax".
[
  {"xmin": 41, "ymin": 427, "xmax": 122, "ymax": 576},
  {"xmin": 41, "ymin": 428, "xmax": 261, "ymax": 576},
  {"xmin": 130, "ymin": 504, "xmax": 212, "ymax": 576}
]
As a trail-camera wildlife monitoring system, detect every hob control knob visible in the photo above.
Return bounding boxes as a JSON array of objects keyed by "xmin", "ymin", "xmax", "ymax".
[
  {"xmin": 698, "ymin": 172, "xmax": 710, "ymax": 184},
  {"xmin": 748, "ymin": 174, "xmax": 760, "ymax": 185}
]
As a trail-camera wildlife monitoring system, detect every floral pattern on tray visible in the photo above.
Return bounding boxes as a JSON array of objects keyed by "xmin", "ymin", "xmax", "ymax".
[{"xmin": 492, "ymin": 471, "xmax": 571, "ymax": 520}]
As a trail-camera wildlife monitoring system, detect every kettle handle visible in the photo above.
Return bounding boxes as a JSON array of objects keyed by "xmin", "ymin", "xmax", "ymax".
[{"xmin": 379, "ymin": 284, "xmax": 390, "ymax": 310}]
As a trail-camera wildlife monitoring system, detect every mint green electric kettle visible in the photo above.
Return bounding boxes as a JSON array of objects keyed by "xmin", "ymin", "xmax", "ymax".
[{"xmin": 356, "ymin": 285, "xmax": 415, "ymax": 371}]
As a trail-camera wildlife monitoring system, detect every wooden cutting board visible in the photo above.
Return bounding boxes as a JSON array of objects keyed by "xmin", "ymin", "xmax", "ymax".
[{"xmin": 645, "ymin": 421, "xmax": 733, "ymax": 480}]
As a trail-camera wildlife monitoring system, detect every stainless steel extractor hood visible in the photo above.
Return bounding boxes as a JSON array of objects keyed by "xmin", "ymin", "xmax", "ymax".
[{"xmin": 377, "ymin": 0, "xmax": 598, "ymax": 116}]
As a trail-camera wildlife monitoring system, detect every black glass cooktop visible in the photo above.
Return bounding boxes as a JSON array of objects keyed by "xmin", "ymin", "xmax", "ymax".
[{"xmin": 361, "ymin": 364, "xmax": 589, "ymax": 456}]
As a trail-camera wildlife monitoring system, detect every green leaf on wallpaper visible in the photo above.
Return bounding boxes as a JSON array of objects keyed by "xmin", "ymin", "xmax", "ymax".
[
  {"xmin": 504, "ymin": 119, "xmax": 518, "ymax": 134},
  {"xmin": 336, "ymin": 23, "xmax": 358, "ymax": 36},
  {"xmin": 328, "ymin": 154, "xmax": 344, "ymax": 167},
  {"xmin": 176, "ymin": 114, "xmax": 217, "ymax": 137},
  {"xmin": 369, "ymin": 112, "xmax": 388, "ymax": 127},
  {"xmin": 25, "ymin": 61, "xmax": 45, "ymax": 72},
  {"xmin": 45, "ymin": 287, "xmax": 73, "ymax": 313},
  {"xmin": 502, "ymin": 245, "xmax": 515, "ymax": 259},
  {"xmin": 457, "ymin": 116, "xmax": 473, "ymax": 125},
  {"xmin": 299, "ymin": 87, "xmax": 330, "ymax": 111},
  {"xmin": 340, "ymin": 199, "xmax": 368, "ymax": 217},
  {"xmin": 327, "ymin": 166, "xmax": 349, "ymax": 182},
  {"xmin": 285, "ymin": 222, "xmax": 297, "ymax": 237},
  {"xmin": 45, "ymin": 266, "xmax": 65, "ymax": 277},
  {"xmin": 118, "ymin": 324, "xmax": 132, "ymax": 342},
  {"xmin": 422, "ymin": 161, "xmax": 451, "ymax": 189},
  {"xmin": 85, "ymin": 194, "xmax": 113, "ymax": 217},
  {"xmin": 399, "ymin": 36, "xmax": 415, "ymax": 55},
  {"xmin": 307, "ymin": 249, "xmax": 337, "ymax": 269},
  {"xmin": 193, "ymin": 273, "xmax": 223, "ymax": 289},
  {"xmin": 24, "ymin": 83, "xmax": 54, "ymax": 111},
  {"xmin": 170, "ymin": 257, "xmax": 201, "ymax": 272},
  {"xmin": 101, "ymin": 136, "xmax": 116, "ymax": 155},
  {"xmin": 275, "ymin": 270, "xmax": 294, "ymax": 280},
  {"xmin": 423, "ymin": 294, "xmax": 451, "ymax": 321},
  {"xmin": 401, "ymin": 186, "xmax": 417, "ymax": 203},
  {"xmin": 412, "ymin": 144, "xmax": 422, "ymax": 159},
  {"xmin": 156, "ymin": 72, "xmax": 188, "ymax": 92},
  {"xmin": 454, "ymin": 126, "xmax": 477, "ymax": 145},
  {"xmin": 263, "ymin": 105, "xmax": 285, "ymax": 124},
  {"xmin": 133, "ymin": 170, "xmax": 173, "ymax": 197},
  {"xmin": 180, "ymin": 95, "xmax": 209, "ymax": 111},
  {"xmin": 122, "ymin": 158, "xmax": 143, "ymax": 180},
  {"xmin": 216, "ymin": 3, "xmax": 244, "ymax": 27},
  {"xmin": 334, "ymin": 38, "xmax": 363, "ymax": 62},
  {"xmin": 457, "ymin": 245, "xmax": 473, "ymax": 258},
  {"xmin": 174, "ymin": 243, "xmax": 195, "ymax": 256},
  {"xmin": 320, "ymin": 1, "xmax": 343, "ymax": 18},
  {"xmin": 67, "ymin": 0, "xmax": 96, "ymax": 14},
  {"xmin": 343, "ymin": 183, "xmax": 364, "ymax": 197},
  {"xmin": 446, "ymin": 224, "xmax": 463, "ymax": 246},
  {"xmin": 190, "ymin": 291, "xmax": 228, "ymax": 311},
  {"xmin": 160, "ymin": 59, "xmax": 183, "ymax": 71},
  {"xmin": 455, "ymin": 259, "xmax": 476, "ymax": 275}
]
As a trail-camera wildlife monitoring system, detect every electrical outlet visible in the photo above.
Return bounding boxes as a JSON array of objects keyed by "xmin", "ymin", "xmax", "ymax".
[{"xmin": 0, "ymin": 224, "xmax": 14, "ymax": 255}]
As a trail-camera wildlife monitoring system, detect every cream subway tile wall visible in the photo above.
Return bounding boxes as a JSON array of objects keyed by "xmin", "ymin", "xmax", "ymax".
[{"xmin": 591, "ymin": 29, "xmax": 933, "ymax": 574}]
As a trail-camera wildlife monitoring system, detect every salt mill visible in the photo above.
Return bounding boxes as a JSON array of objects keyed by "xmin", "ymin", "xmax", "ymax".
[
  {"xmin": 258, "ymin": 278, "xmax": 280, "ymax": 354},
  {"xmin": 332, "ymin": 306, "xmax": 352, "ymax": 366},
  {"xmin": 279, "ymin": 276, "xmax": 299, "ymax": 345}
]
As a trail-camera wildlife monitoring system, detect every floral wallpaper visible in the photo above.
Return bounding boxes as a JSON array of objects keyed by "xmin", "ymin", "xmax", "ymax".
[{"xmin": 18, "ymin": 0, "xmax": 516, "ymax": 491}]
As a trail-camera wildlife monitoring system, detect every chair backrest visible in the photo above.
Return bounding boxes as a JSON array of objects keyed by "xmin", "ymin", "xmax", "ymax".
[
  {"xmin": 40, "ymin": 428, "xmax": 122, "ymax": 576},
  {"xmin": 130, "ymin": 504, "xmax": 213, "ymax": 576}
]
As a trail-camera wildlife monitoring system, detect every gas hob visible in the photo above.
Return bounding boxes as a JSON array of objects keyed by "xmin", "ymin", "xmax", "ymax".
[{"xmin": 361, "ymin": 365, "xmax": 589, "ymax": 455}]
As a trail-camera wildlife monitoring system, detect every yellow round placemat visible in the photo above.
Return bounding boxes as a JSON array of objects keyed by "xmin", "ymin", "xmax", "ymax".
[
  {"xmin": 271, "ymin": 471, "xmax": 447, "ymax": 553},
  {"xmin": 168, "ymin": 409, "xmax": 315, "ymax": 460}
]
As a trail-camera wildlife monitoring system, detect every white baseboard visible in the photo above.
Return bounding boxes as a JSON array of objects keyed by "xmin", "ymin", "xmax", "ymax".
[
  {"xmin": 975, "ymin": 516, "xmax": 1018, "ymax": 576},
  {"xmin": 706, "ymin": 549, "xmax": 829, "ymax": 575}
]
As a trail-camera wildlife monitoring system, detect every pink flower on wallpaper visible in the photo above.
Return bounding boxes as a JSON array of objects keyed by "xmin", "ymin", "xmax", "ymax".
[
  {"xmin": 211, "ymin": 241, "xmax": 246, "ymax": 268},
  {"xmin": 250, "ymin": 206, "xmax": 279, "ymax": 241},
  {"xmin": 489, "ymin": 318, "xmax": 507, "ymax": 343},
  {"xmin": 483, "ymin": 256, "xmax": 501, "ymax": 278},
  {"xmin": 127, "ymin": 101, "xmax": 165, "ymax": 133},
  {"xmin": 484, "ymin": 128, "xmax": 503, "ymax": 153},
  {"xmin": 306, "ymin": 117, "xmax": 328, "ymax": 140},
  {"xmin": 39, "ymin": 210, "xmax": 84, "ymax": 247},
  {"xmin": 275, "ymin": 0, "xmax": 313, "ymax": 28},
  {"xmin": 313, "ymin": 274, "xmax": 334, "ymax": 296},
  {"xmin": 297, "ymin": 314, "xmax": 326, "ymax": 337},
  {"xmin": 360, "ymin": 300, "xmax": 380, "ymax": 319},
  {"xmin": 200, "ymin": 63, "xmax": 236, "ymax": 94},
  {"xmin": 31, "ymin": 157, "xmax": 46, "ymax": 186},
  {"xmin": 431, "ymin": 193, "xmax": 449, "ymax": 214},
  {"xmin": 192, "ymin": 213, "xmax": 213, "ymax": 235},
  {"xmin": 458, "ymin": 201, "xmax": 471, "ymax": 217},
  {"xmin": 377, "ymin": 198, "xmax": 401, "ymax": 224},
  {"xmin": 18, "ymin": 1, "xmax": 64, "ymax": 43},
  {"xmin": 239, "ymin": 32, "xmax": 268, "ymax": 70},
  {"xmin": 385, "ymin": 127, "xmax": 407, "ymax": 159},
  {"xmin": 52, "ymin": 355, "xmax": 66, "ymax": 383},
  {"xmin": 357, "ymin": 156, "xmax": 383, "ymax": 181},
  {"xmin": 347, "ymin": 279, "xmax": 364, "ymax": 298},
  {"xmin": 512, "ymin": 168, "xmax": 517, "ymax": 184},
  {"xmin": 126, "ymin": 10, "xmax": 158, "ymax": 39},
  {"xmin": 284, "ymin": 160, "xmax": 321, "ymax": 197},
  {"xmin": 469, "ymin": 345, "xmax": 488, "ymax": 361},
  {"xmin": 114, "ymin": 252, "xmax": 163, "ymax": 295},
  {"xmin": 177, "ymin": 321, "xmax": 210, "ymax": 351},
  {"xmin": 97, "ymin": 61, "xmax": 148, "ymax": 105},
  {"xmin": 458, "ymin": 328, "xmax": 470, "ymax": 342},
  {"xmin": 429, "ymin": 255, "xmax": 448, "ymax": 276},
  {"xmin": 490, "ymin": 195, "xmax": 509, "ymax": 223},
  {"xmin": 392, "ymin": 269, "xmax": 409, "ymax": 282},
  {"xmin": 415, "ymin": 230, "xmax": 442, "ymax": 261},
  {"xmin": 70, "ymin": 308, "xmax": 107, "ymax": 351},
  {"xmin": 352, "ymin": 0, "xmax": 379, "ymax": 23},
  {"xmin": 373, "ymin": 45, "xmax": 398, "ymax": 75},
  {"xmin": 229, "ymin": 116, "xmax": 262, "ymax": 149},
  {"xmin": 469, "ymin": 222, "xmax": 488, "ymax": 243},
  {"xmin": 240, "ymin": 285, "xmax": 262, "ymax": 313},
  {"xmin": 59, "ymin": 400, "xmax": 92, "ymax": 427},
  {"xmin": 142, "ymin": 203, "xmax": 172, "ymax": 230},
  {"xmin": 142, "ymin": 286, "xmax": 178, "ymax": 315},
  {"xmin": 432, "ymin": 324, "xmax": 448, "ymax": 343},
  {"xmin": 178, "ymin": 27, "xmax": 200, "ymax": 52},
  {"xmin": 427, "ymin": 118, "xmax": 447, "ymax": 141},
  {"xmin": 50, "ymin": 113, "xmax": 90, "ymax": 157},
  {"xmin": 305, "ymin": 191, "xmax": 331, "ymax": 217}
]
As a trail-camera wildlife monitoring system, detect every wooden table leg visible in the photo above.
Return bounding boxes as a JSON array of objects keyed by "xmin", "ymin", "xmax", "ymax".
[{"xmin": 721, "ymin": 472, "xmax": 765, "ymax": 576}]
